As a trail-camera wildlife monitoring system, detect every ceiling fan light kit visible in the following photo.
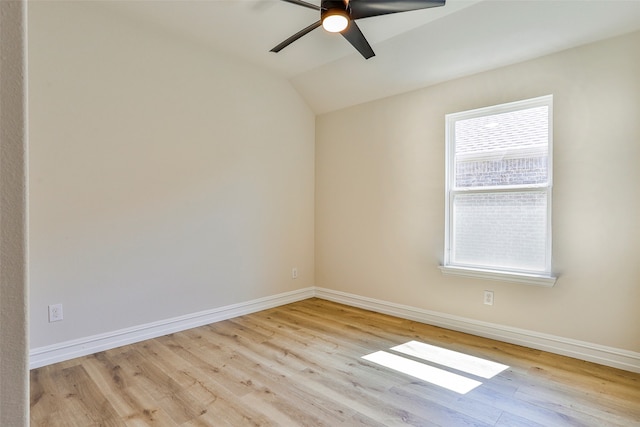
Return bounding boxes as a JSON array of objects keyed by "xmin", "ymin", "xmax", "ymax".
[
  {"xmin": 271, "ymin": 0, "xmax": 446, "ymax": 59},
  {"xmin": 322, "ymin": 10, "xmax": 350, "ymax": 32}
]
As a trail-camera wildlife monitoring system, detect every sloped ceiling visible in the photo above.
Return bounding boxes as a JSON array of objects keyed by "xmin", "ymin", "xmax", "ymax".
[{"xmin": 103, "ymin": 0, "xmax": 640, "ymax": 114}]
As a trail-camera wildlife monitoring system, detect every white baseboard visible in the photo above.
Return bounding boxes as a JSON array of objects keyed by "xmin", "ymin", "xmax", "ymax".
[
  {"xmin": 30, "ymin": 286, "xmax": 640, "ymax": 374},
  {"xmin": 314, "ymin": 287, "xmax": 640, "ymax": 373},
  {"xmin": 29, "ymin": 287, "xmax": 315, "ymax": 369}
]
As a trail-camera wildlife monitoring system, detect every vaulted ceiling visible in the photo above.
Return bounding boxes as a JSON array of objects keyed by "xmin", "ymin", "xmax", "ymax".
[{"xmin": 103, "ymin": 0, "xmax": 640, "ymax": 113}]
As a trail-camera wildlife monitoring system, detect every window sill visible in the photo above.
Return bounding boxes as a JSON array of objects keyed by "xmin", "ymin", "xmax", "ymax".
[{"xmin": 439, "ymin": 265, "xmax": 557, "ymax": 287}]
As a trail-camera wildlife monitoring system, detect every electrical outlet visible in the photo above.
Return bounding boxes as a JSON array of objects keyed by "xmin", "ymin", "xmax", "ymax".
[
  {"xmin": 48, "ymin": 304, "xmax": 63, "ymax": 322},
  {"xmin": 292, "ymin": 268, "xmax": 298, "ymax": 279},
  {"xmin": 484, "ymin": 291, "xmax": 494, "ymax": 306}
]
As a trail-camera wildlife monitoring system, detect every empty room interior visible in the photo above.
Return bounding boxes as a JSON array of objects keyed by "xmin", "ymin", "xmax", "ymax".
[{"xmin": 2, "ymin": 0, "xmax": 640, "ymax": 425}]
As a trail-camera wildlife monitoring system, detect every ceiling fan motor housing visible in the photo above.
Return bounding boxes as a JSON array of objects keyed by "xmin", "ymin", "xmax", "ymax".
[{"xmin": 321, "ymin": 0, "xmax": 350, "ymax": 15}]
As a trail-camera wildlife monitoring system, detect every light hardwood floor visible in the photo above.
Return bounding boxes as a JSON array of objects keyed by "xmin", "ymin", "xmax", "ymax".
[{"xmin": 31, "ymin": 298, "xmax": 640, "ymax": 426}]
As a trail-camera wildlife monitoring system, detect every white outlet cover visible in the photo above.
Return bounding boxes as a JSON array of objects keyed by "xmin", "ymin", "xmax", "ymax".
[
  {"xmin": 49, "ymin": 304, "xmax": 63, "ymax": 322},
  {"xmin": 484, "ymin": 291, "xmax": 494, "ymax": 306}
]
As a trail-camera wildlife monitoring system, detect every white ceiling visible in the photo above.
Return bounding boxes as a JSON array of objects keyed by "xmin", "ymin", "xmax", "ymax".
[{"xmin": 103, "ymin": 0, "xmax": 640, "ymax": 113}]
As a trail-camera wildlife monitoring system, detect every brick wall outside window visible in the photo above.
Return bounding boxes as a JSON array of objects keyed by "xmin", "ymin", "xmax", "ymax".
[{"xmin": 455, "ymin": 155, "xmax": 548, "ymax": 187}]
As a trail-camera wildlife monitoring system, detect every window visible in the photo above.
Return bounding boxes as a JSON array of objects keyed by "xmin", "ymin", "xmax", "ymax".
[{"xmin": 441, "ymin": 96, "xmax": 556, "ymax": 286}]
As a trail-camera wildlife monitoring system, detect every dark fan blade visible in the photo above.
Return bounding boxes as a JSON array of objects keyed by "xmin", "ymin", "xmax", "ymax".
[
  {"xmin": 280, "ymin": 0, "xmax": 321, "ymax": 11},
  {"xmin": 341, "ymin": 20, "xmax": 375, "ymax": 59},
  {"xmin": 349, "ymin": 0, "xmax": 445, "ymax": 20},
  {"xmin": 270, "ymin": 20, "xmax": 322, "ymax": 53}
]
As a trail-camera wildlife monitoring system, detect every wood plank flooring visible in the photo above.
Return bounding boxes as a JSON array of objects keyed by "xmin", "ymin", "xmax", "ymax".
[{"xmin": 30, "ymin": 298, "xmax": 640, "ymax": 426}]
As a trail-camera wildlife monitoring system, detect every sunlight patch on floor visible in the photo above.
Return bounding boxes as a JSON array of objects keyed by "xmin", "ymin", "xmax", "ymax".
[
  {"xmin": 362, "ymin": 341, "xmax": 510, "ymax": 394},
  {"xmin": 362, "ymin": 351, "xmax": 482, "ymax": 394},
  {"xmin": 391, "ymin": 340, "xmax": 509, "ymax": 379}
]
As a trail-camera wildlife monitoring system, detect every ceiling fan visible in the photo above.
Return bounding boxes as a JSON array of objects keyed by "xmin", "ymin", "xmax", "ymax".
[{"xmin": 270, "ymin": 0, "xmax": 446, "ymax": 59}]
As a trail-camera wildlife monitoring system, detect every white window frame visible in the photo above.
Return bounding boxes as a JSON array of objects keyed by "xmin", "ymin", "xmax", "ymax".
[{"xmin": 440, "ymin": 95, "xmax": 557, "ymax": 287}]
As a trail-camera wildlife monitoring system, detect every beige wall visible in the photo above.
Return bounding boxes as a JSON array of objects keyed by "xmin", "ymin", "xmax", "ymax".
[
  {"xmin": 316, "ymin": 31, "xmax": 640, "ymax": 352},
  {"xmin": 28, "ymin": 2, "xmax": 315, "ymax": 348},
  {"xmin": 0, "ymin": 1, "xmax": 28, "ymax": 424}
]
